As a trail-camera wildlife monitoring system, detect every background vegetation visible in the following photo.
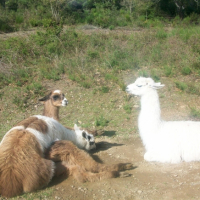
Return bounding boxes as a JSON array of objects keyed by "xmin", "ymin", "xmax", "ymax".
[{"xmin": 1, "ymin": 0, "xmax": 200, "ymax": 119}]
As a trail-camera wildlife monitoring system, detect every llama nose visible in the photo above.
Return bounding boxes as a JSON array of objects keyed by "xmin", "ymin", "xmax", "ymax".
[
  {"xmin": 90, "ymin": 141, "xmax": 95, "ymax": 145},
  {"xmin": 64, "ymin": 99, "xmax": 68, "ymax": 104}
]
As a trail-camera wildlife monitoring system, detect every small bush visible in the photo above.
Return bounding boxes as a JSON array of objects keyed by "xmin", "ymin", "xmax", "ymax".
[
  {"xmin": 151, "ymin": 70, "xmax": 160, "ymax": 82},
  {"xmin": 87, "ymin": 50, "xmax": 99, "ymax": 59},
  {"xmin": 139, "ymin": 70, "xmax": 148, "ymax": 77},
  {"xmin": 190, "ymin": 108, "xmax": 200, "ymax": 119},
  {"xmin": 156, "ymin": 29, "xmax": 167, "ymax": 40},
  {"xmin": 182, "ymin": 67, "xmax": 191, "ymax": 75},
  {"xmin": 13, "ymin": 94, "xmax": 29, "ymax": 109},
  {"xmin": 187, "ymin": 83, "xmax": 200, "ymax": 95},
  {"xmin": 15, "ymin": 15, "xmax": 24, "ymax": 24},
  {"xmin": 164, "ymin": 66, "xmax": 173, "ymax": 77},
  {"xmin": 100, "ymin": 86, "xmax": 109, "ymax": 93},
  {"xmin": 123, "ymin": 104, "xmax": 132, "ymax": 114},
  {"xmin": 95, "ymin": 115, "xmax": 109, "ymax": 127},
  {"xmin": 26, "ymin": 82, "xmax": 45, "ymax": 96},
  {"xmin": 175, "ymin": 81, "xmax": 188, "ymax": 91}
]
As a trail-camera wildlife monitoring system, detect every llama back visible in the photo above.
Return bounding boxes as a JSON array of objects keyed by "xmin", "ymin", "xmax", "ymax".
[{"xmin": 0, "ymin": 128, "xmax": 54, "ymax": 198}]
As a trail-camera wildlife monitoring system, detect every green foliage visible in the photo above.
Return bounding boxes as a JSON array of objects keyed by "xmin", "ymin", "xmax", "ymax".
[
  {"xmin": 187, "ymin": 83, "xmax": 200, "ymax": 95},
  {"xmin": 0, "ymin": 19, "xmax": 13, "ymax": 32},
  {"xmin": 13, "ymin": 92, "xmax": 29, "ymax": 109},
  {"xmin": 156, "ymin": 28, "xmax": 168, "ymax": 39},
  {"xmin": 26, "ymin": 82, "xmax": 45, "ymax": 96},
  {"xmin": 190, "ymin": 107, "xmax": 200, "ymax": 119},
  {"xmin": 164, "ymin": 66, "xmax": 173, "ymax": 77},
  {"xmin": 100, "ymin": 86, "xmax": 109, "ymax": 93},
  {"xmin": 175, "ymin": 81, "xmax": 188, "ymax": 91},
  {"xmin": 151, "ymin": 69, "xmax": 160, "ymax": 82},
  {"xmin": 123, "ymin": 103, "xmax": 132, "ymax": 114},
  {"xmin": 95, "ymin": 115, "xmax": 109, "ymax": 127},
  {"xmin": 182, "ymin": 66, "xmax": 192, "ymax": 75},
  {"xmin": 139, "ymin": 70, "xmax": 148, "ymax": 77}
]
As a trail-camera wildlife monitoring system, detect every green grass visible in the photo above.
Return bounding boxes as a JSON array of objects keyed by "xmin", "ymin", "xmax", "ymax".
[
  {"xmin": 175, "ymin": 81, "xmax": 188, "ymax": 91},
  {"xmin": 95, "ymin": 115, "xmax": 109, "ymax": 127},
  {"xmin": 190, "ymin": 108, "xmax": 200, "ymax": 119},
  {"xmin": 123, "ymin": 104, "xmax": 132, "ymax": 114}
]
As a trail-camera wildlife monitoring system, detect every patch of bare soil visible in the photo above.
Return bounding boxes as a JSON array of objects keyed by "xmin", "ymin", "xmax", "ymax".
[{"xmin": 48, "ymin": 135, "xmax": 200, "ymax": 200}]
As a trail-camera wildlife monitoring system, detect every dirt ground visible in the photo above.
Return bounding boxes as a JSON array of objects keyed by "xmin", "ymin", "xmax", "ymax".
[{"xmin": 48, "ymin": 136, "xmax": 200, "ymax": 200}]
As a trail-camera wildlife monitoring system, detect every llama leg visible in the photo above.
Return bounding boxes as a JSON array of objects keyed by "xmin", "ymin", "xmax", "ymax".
[
  {"xmin": 23, "ymin": 158, "xmax": 55, "ymax": 193},
  {"xmin": 54, "ymin": 161, "xmax": 69, "ymax": 177},
  {"xmin": 46, "ymin": 141, "xmax": 133, "ymax": 174},
  {"xmin": 66, "ymin": 164, "xmax": 122, "ymax": 182}
]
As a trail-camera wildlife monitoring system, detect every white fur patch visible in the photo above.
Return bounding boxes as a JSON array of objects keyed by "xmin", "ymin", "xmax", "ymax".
[{"xmin": 53, "ymin": 90, "xmax": 61, "ymax": 94}]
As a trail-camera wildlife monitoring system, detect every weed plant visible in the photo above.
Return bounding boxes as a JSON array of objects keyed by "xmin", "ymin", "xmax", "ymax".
[
  {"xmin": 190, "ymin": 108, "xmax": 200, "ymax": 119},
  {"xmin": 175, "ymin": 81, "xmax": 188, "ymax": 91},
  {"xmin": 123, "ymin": 104, "xmax": 132, "ymax": 114},
  {"xmin": 95, "ymin": 115, "xmax": 109, "ymax": 127}
]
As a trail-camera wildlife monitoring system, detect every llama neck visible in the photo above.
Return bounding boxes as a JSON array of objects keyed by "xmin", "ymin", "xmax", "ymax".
[
  {"xmin": 139, "ymin": 89, "xmax": 161, "ymax": 135},
  {"xmin": 63, "ymin": 128, "xmax": 83, "ymax": 148},
  {"xmin": 43, "ymin": 101, "xmax": 59, "ymax": 121},
  {"xmin": 63, "ymin": 128, "xmax": 77, "ymax": 143}
]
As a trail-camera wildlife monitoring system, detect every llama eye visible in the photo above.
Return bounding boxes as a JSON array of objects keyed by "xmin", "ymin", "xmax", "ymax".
[
  {"xmin": 88, "ymin": 136, "xmax": 91, "ymax": 141},
  {"xmin": 53, "ymin": 95, "xmax": 59, "ymax": 100}
]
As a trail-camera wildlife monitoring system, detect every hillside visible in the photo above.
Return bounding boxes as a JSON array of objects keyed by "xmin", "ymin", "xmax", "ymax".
[{"xmin": 1, "ymin": 26, "xmax": 200, "ymax": 199}]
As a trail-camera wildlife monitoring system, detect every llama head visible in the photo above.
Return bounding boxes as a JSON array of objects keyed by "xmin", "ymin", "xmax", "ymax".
[
  {"xmin": 39, "ymin": 90, "xmax": 68, "ymax": 107},
  {"xmin": 126, "ymin": 77, "xmax": 165, "ymax": 96},
  {"xmin": 74, "ymin": 124, "xmax": 96, "ymax": 151}
]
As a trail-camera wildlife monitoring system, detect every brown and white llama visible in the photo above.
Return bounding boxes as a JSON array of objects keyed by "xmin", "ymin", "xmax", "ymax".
[
  {"xmin": 0, "ymin": 115, "xmax": 133, "ymax": 198},
  {"xmin": 39, "ymin": 90, "xmax": 68, "ymax": 121},
  {"xmin": 39, "ymin": 90, "xmax": 100, "ymax": 143}
]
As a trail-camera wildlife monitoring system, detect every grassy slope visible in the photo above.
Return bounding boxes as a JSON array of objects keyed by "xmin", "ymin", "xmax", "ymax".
[{"xmin": 1, "ymin": 25, "xmax": 200, "ymax": 199}]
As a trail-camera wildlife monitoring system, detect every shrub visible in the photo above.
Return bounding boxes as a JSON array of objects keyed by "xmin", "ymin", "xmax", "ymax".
[
  {"xmin": 164, "ymin": 66, "xmax": 173, "ymax": 77},
  {"xmin": 100, "ymin": 86, "xmax": 109, "ymax": 93},
  {"xmin": 182, "ymin": 67, "xmax": 191, "ymax": 75},
  {"xmin": 123, "ymin": 104, "xmax": 132, "ymax": 114},
  {"xmin": 175, "ymin": 81, "xmax": 188, "ymax": 91},
  {"xmin": 190, "ymin": 108, "xmax": 200, "ymax": 119},
  {"xmin": 95, "ymin": 115, "xmax": 109, "ymax": 127}
]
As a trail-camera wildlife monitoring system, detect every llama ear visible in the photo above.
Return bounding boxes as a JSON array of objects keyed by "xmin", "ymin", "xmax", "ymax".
[
  {"xmin": 152, "ymin": 82, "xmax": 165, "ymax": 89},
  {"xmin": 82, "ymin": 131, "xmax": 87, "ymax": 139},
  {"xmin": 74, "ymin": 124, "xmax": 80, "ymax": 131},
  {"xmin": 39, "ymin": 92, "xmax": 52, "ymax": 102}
]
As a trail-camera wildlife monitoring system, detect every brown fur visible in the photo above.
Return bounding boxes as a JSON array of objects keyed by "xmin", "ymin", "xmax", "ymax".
[
  {"xmin": 0, "ymin": 129, "xmax": 54, "ymax": 198},
  {"xmin": 16, "ymin": 116, "xmax": 38, "ymax": 128},
  {"xmin": 16, "ymin": 117, "xmax": 48, "ymax": 134},
  {"xmin": 46, "ymin": 140, "xmax": 133, "ymax": 182}
]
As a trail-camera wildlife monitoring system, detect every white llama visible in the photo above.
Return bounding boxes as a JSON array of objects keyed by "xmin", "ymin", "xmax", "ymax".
[{"xmin": 126, "ymin": 77, "xmax": 200, "ymax": 163}]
